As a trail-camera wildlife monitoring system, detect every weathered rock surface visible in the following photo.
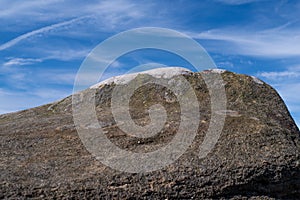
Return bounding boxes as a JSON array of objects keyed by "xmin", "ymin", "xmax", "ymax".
[{"xmin": 0, "ymin": 69, "xmax": 299, "ymax": 199}]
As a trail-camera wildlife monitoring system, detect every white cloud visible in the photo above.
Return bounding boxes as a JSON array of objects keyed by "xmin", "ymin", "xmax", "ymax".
[
  {"xmin": 38, "ymin": 71, "xmax": 77, "ymax": 85},
  {"xmin": 44, "ymin": 49, "xmax": 90, "ymax": 61},
  {"xmin": 191, "ymin": 27, "xmax": 300, "ymax": 57},
  {"xmin": 1, "ymin": 48, "xmax": 90, "ymax": 67},
  {"xmin": 0, "ymin": 0, "xmax": 149, "ymax": 32},
  {"xmin": 257, "ymin": 65, "xmax": 300, "ymax": 80},
  {"xmin": 0, "ymin": 15, "xmax": 92, "ymax": 51},
  {"xmin": 215, "ymin": 0, "xmax": 262, "ymax": 5},
  {"xmin": 86, "ymin": 0, "xmax": 145, "ymax": 28},
  {"xmin": 0, "ymin": 0, "xmax": 154, "ymax": 54},
  {"xmin": 0, "ymin": 0, "xmax": 62, "ymax": 18},
  {"xmin": 258, "ymin": 71, "xmax": 300, "ymax": 80},
  {"xmin": 0, "ymin": 0, "xmax": 144, "ymax": 20},
  {"xmin": 3, "ymin": 58, "xmax": 43, "ymax": 67}
]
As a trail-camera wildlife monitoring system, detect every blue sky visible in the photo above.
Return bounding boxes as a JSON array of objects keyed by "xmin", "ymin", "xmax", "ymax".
[{"xmin": 0, "ymin": 0, "xmax": 299, "ymax": 127}]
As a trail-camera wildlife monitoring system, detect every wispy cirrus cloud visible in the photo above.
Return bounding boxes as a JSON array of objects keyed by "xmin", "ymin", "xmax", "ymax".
[
  {"xmin": 0, "ymin": 0, "xmax": 150, "ymax": 32},
  {"xmin": 215, "ymin": 0, "xmax": 263, "ymax": 5},
  {"xmin": 2, "ymin": 48, "xmax": 90, "ymax": 67},
  {"xmin": 257, "ymin": 65, "xmax": 300, "ymax": 80},
  {"xmin": 3, "ymin": 58, "xmax": 43, "ymax": 67},
  {"xmin": 0, "ymin": 15, "xmax": 92, "ymax": 51},
  {"xmin": 0, "ymin": 0, "xmax": 155, "ymax": 56},
  {"xmin": 43, "ymin": 48, "xmax": 90, "ymax": 61},
  {"xmin": 258, "ymin": 71, "xmax": 300, "ymax": 80},
  {"xmin": 85, "ymin": 0, "xmax": 145, "ymax": 29},
  {"xmin": 191, "ymin": 26, "xmax": 300, "ymax": 57},
  {"xmin": 0, "ymin": 0, "xmax": 62, "ymax": 18}
]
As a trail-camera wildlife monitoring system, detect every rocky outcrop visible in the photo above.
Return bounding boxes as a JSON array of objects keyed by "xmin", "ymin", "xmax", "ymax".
[{"xmin": 0, "ymin": 69, "xmax": 299, "ymax": 199}]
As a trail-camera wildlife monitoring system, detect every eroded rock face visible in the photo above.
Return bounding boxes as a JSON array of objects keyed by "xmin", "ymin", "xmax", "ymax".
[{"xmin": 0, "ymin": 70, "xmax": 299, "ymax": 199}]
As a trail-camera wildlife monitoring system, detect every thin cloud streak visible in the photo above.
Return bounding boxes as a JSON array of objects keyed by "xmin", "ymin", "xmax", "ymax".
[
  {"xmin": 215, "ymin": 0, "xmax": 263, "ymax": 5},
  {"xmin": 259, "ymin": 71, "xmax": 300, "ymax": 80},
  {"xmin": 191, "ymin": 27, "xmax": 300, "ymax": 57},
  {"xmin": 0, "ymin": 15, "xmax": 92, "ymax": 51},
  {"xmin": 2, "ymin": 48, "xmax": 90, "ymax": 67},
  {"xmin": 0, "ymin": 0, "xmax": 149, "ymax": 32},
  {"xmin": 257, "ymin": 65, "xmax": 300, "ymax": 80},
  {"xmin": 3, "ymin": 58, "xmax": 43, "ymax": 67},
  {"xmin": 0, "ymin": 0, "xmax": 62, "ymax": 18}
]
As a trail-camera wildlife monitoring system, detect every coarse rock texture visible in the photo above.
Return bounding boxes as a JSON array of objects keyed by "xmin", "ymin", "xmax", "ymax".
[{"xmin": 0, "ymin": 69, "xmax": 300, "ymax": 199}]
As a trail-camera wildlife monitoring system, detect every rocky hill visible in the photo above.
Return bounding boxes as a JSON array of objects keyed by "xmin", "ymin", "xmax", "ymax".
[{"xmin": 0, "ymin": 68, "xmax": 299, "ymax": 199}]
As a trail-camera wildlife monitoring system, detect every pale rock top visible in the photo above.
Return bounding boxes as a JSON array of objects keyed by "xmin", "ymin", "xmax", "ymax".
[
  {"xmin": 209, "ymin": 69, "xmax": 227, "ymax": 74},
  {"xmin": 90, "ymin": 67, "xmax": 192, "ymax": 88},
  {"xmin": 251, "ymin": 76, "xmax": 264, "ymax": 85}
]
